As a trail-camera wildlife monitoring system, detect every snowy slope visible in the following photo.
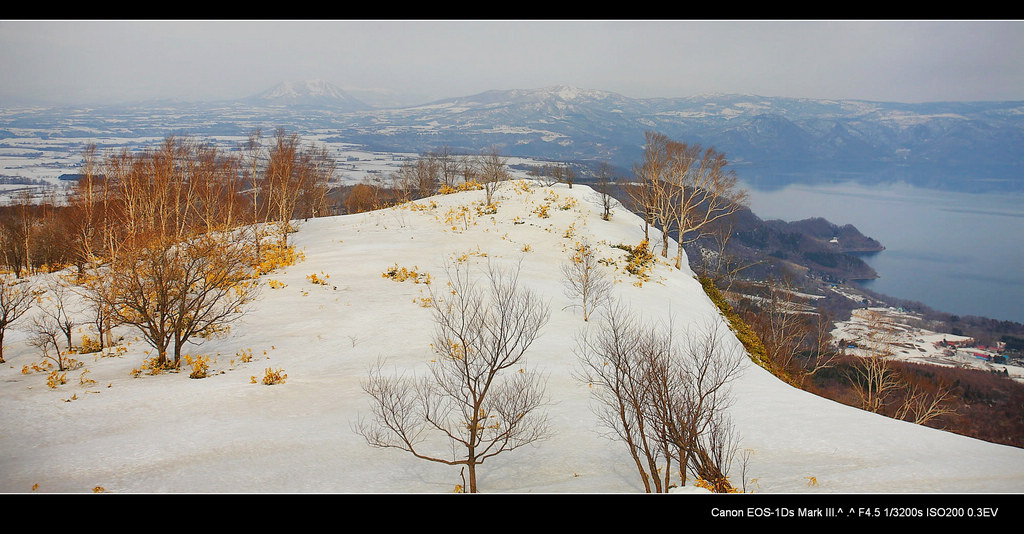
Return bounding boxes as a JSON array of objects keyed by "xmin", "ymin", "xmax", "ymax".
[{"xmin": 2, "ymin": 181, "xmax": 1023, "ymax": 493}]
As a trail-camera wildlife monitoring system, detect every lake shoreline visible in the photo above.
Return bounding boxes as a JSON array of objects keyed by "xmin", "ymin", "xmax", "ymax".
[{"xmin": 742, "ymin": 179, "xmax": 1024, "ymax": 325}]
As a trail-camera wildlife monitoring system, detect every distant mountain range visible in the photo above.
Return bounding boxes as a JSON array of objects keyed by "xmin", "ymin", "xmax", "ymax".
[
  {"xmin": 2, "ymin": 80, "xmax": 1022, "ymax": 190},
  {"xmin": 349, "ymin": 85, "xmax": 1024, "ymax": 180}
]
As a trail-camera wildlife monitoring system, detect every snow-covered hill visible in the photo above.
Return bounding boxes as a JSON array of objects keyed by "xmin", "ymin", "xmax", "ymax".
[{"xmin": 2, "ymin": 181, "xmax": 1023, "ymax": 493}]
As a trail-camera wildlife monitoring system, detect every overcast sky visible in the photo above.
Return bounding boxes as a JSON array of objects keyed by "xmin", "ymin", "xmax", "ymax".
[{"xmin": 2, "ymin": 20, "xmax": 1023, "ymax": 106}]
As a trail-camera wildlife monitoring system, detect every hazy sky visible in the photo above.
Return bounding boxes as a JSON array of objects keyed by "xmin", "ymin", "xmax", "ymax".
[{"xmin": 2, "ymin": 20, "xmax": 1023, "ymax": 106}]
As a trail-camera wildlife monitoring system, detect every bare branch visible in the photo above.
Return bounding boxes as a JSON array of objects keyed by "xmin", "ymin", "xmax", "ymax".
[{"xmin": 355, "ymin": 262, "xmax": 550, "ymax": 492}]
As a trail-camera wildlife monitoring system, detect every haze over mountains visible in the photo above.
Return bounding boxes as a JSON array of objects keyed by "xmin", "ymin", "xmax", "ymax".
[
  {"xmin": 2, "ymin": 79, "xmax": 1021, "ymax": 191},
  {"xmin": 243, "ymin": 79, "xmax": 372, "ymax": 111}
]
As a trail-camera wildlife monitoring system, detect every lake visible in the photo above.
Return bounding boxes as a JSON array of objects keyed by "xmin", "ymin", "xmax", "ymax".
[{"xmin": 739, "ymin": 179, "xmax": 1024, "ymax": 324}]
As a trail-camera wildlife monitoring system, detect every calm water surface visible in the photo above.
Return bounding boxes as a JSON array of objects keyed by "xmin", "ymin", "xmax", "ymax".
[{"xmin": 740, "ymin": 180, "xmax": 1024, "ymax": 323}]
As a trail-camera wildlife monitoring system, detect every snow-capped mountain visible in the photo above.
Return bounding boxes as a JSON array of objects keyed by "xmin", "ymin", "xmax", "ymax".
[{"xmin": 247, "ymin": 79, "xmax": 370, "ymax": 111}]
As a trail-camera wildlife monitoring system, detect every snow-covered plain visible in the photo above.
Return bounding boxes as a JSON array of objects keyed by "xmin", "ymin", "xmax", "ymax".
[
  {"xmin": 2, "ymin": 181, "xmax": 1023, "ymax": 494},
  {"xmin": 832, "ymin": 307, "xmax": 1024, "ymax": 381}
]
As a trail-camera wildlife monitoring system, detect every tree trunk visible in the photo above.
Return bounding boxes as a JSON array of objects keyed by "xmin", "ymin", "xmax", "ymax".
[{"xmin": 467, "ymin": 461, "xmax": 478, "ymax": 493}]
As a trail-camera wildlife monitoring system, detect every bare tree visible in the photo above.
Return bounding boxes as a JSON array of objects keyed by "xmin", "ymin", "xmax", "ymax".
[
  {"xmin": 576, "ymin": 302, "xmax": 744, "ymax": 492},
  {"xmin": 458, "ymin": 154, "xmax": 478, "ymax": 186},
  {"xmin": 65, "ymin": 143, "xmax": 103, "ymax": 277},
  {"xmin": 259, "ymin": 129, "xmax": 334, "ymax": 244},
  {"xmin": 562, "ymin": 164, "xmax": 576, "ymax": 189},
  {"xmin": 629, "ymin": 132, "xmax": 748, "ymax": 269},
  {"xmin": 476, "ymin": 147, "xmax": 509, "ymax": 205},
  {"xmin": 0, "ymin": 276, "xmax": 34, "ymax": 362},
  {"xmin": 388, "ymin": 159, "xmax": 418, "ymax": 204},
  {"xmin": 561, "ymin": 240, "xmax": 612, "ymax": 322},
  {"xmin": 574, "ymin": 300, "xmax": 663, "ymax": 492},
  {"xmin": 894, "ymin": 379, "xmax": 958, "ymax": 425},
  {"xmin": 841, "ymin": 311, "xmax": 957, "ymax": 425},
  {"xmin": 655, "ymin": 321, "xmax": 745, "ymax": 491},
  {"xmin": 802, "ymin": 308, "xmax": 839, "ymax": 380},
  {"xmin": 595, "ymin": 162, "xmax": 615, "ymax": 221},
  {"xmin": 388, "ymin": 155, "xmax": 439, "ymax": 202},
  {"xmin": 847, "ymin": 353, "xmax": 902, "ymax": 414},
  {"xmin": 188, "ymin": 141, "xmax": 247, "ymax": 234},
  {"xmin": 694, "ymin": 219, "xmax": 760, "ymax": 293},
  {"xmin": 413, "ymin": 153, "xmax": 440, "ymax": 198},
  {"xmin": 663, "ymin": 139, "xmax": 748, "ymax": 270},
  {"xmin": 31, "ymin": 314, "xmax": 69, "ymax": 371},
  {"xmin": 627, "ymin": 132, "xmax": 672, "ymax": 247},
  {"xmin": 844, "ymin": 311, "xmax": 901, "ymax": 413},
  {"xmin": 241, "ymin": 129, "xmax": 266, "ymax": 226},
  {"xmin": 77, "ymin": 265, "xmax": 122, "ymax": 351},
  {"xmin": 355, "ymin": 262, "xmax": 551, "ymax": 493},
  {"xmin": 531, "ymin": 163, "xmax": 557, "ymax": 187},
  {"xmin": 430, "ymin": 145, "xmax": 461, "ymax": 190},
  {"xmin": 36, "ymin": 277, "xmax": 81, "ymax": 355},
  {"xmin": 103, "ymin": 232, "xmax": 259, "ymax": 368}
]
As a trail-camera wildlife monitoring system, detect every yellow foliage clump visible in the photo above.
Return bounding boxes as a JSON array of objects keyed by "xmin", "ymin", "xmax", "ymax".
[
  {"xmin": 79, "ymin": 369, "xmax": 97, "ymax": 386},
  {"xmin": 261, "ymin": 367, "xmax": 287, "ymax": 385},
  {"xmin": 78, "ymin": 334, "xmax": 102, "ymax": 354},
  {"xmin": 382, "ymin": 264, "xmax": 432, "ymax": 284},
  {"xmin": 131, "ymin": 355, "xmax": 178, "ymax": 377},
  {"xmin": 406, "ymin": 200, "xmax": 438, "ymax": 211},
  {"xmin": 475, "ymin": 202, "xmax": 498, "ymax": 216},
  {"xmin": 441, "ymin": 205, "xmax": 474, "ymax": 231},
  {"xmin": 450, "ymin": 247, "xmax": 487, "ymax": 264},
  {"xmin": 253, "ymin": 243, "xmax": 305, "ymax": 276},
  {"xmin": 616, "ymin": 239, "xmax": 655, "ymax": 283},
  {"xmin": 184, "ymin": 354, "xmax": 211, "ymax": 379},
  {"xmin": 694, "ymin": 477, "xmax": 740, "ymax": 493},
  {"xmin": 236, "ymin": 348, "xmax": 254, "ymax": 363},
  {"xmin": 46, "ymin": 370, "xmax": 67, "ymax": 389},
  {"xmin": 307, "ymin": 272, "xmax": 330, "ymax": 285},
  {"xmin": 438, "ymin": 181, "xmax": 484, "ymax": 194},
  {"xmin": 563, "ymin": 223, "xmax": 577, "ymax": 239},
  {"xmin": 23, "ymin": 361, "xmax": 53, "ymax": 374}
]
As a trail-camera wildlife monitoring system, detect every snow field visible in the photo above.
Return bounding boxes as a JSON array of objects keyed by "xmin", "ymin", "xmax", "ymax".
[{"xmin": 2, "ymin": 181, "xmax": 1023, "ymax": 493}]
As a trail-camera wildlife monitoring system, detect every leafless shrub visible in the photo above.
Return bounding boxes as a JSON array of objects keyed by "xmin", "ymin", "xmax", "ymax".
[
  {"xmin": 595, "ymin": 162, "xmax": 616, "ymax": 221},
  {"xmin": 561, "ymin": 240, "xmax": 612, "ymax": 322},
  {"xmin": 477, "ymin": 147, "xmax": 510, "ymax": 205},
  {"xmin": 36, "ymin": 277, "xmax": 81, "ymax": 355},
  {"xmin": 0, "ymin": 276, "xmax": 34, "ymax": 362},
  {"xmin": 30, "ymin": 315, "xmax": 70, "ymax": 371},
  {"xmin": 843, "ymin": 311, "xmax": 902, "ymax": 413},
  {"xmin": 894, "ymin": 380, "xmax": 958, "ymax": 425},
  {"xmin": 575, "ymin": 301, "xmax": 745, "ymax": 492},
  {"xmin": 574, "ymin": 300, "xmax": 661, "ymax": 491}
]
